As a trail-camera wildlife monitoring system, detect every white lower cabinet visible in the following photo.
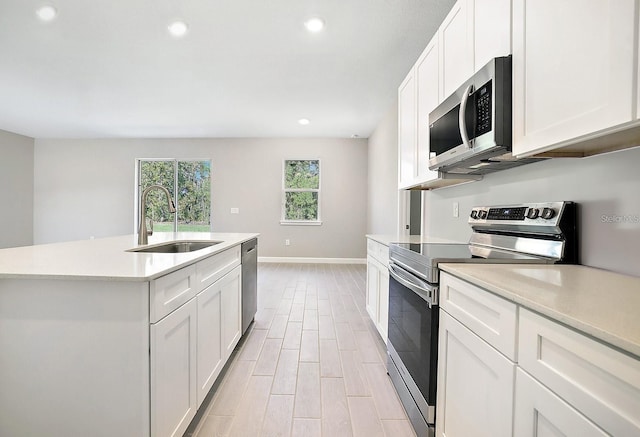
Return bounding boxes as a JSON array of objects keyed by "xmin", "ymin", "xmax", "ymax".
[
  {"xmin": 151, "ymin": 249, "xmax": 243, "ymax": 437},
  {"xmin": 151, "ymin": 299, "xmax": 198, "ymax": 437},
  {"xmin": 436, "ymin": 310, "xmax": 515, "ymax": 437},
  {"xmin": 196, "ymin": 264, "xmax": 241, "ymax": 406},
  {"xmin": 366, "ymin": 239, "xmax": 389, "ymax": 342},
  {"xmin": 514, "ymin": 369, "xmax": 608, "ymax": 436},
  {"xmin": 438, "ymin": 272, "xmax": 640, "ymax": 437},
  {"xmin": 220, "ymin": 265, "xmax": 242, "ymax": 361}
]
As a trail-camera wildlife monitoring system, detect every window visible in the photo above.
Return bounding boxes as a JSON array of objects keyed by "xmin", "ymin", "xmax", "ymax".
[
  {"xmin": 136, "ymin": 159, "xmax": 211, "ymax": 232},
  {"xmin": 281, "ymin": 159, "xmax": 321, "ymax": 225}
]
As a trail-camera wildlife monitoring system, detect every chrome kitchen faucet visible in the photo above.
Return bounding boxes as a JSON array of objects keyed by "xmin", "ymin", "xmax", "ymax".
[{"xmin": 138, "ymin": 185, "xmax": 176, "ymax": 245}]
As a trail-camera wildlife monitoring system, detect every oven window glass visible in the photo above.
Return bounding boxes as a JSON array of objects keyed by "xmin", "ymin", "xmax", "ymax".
[{"xmin": 388, "ymin": 273, "xmax": 439, "ymax": 405}]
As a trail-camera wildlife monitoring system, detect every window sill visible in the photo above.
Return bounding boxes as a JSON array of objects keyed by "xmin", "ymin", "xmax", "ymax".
[{"xmin": 280, "ymin": 220, "xmax": 323, "ymax": 226}]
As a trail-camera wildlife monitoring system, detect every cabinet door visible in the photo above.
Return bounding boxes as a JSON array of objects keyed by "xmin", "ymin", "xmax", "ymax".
[
  {"xmin": 398, "ymin": 69, "xmax": 417, "ymax": 188},
  {"xmin": 514, "ymin": 369, "xmax": 608, "ymax": 437},
  {"xmin": 151, "ymin": 299, "xmax": 197, "ymax": 437},
  {"xmin": 416, "ymin": 35, "xmax": 440, "ymax": 182},
  {"xmin": 512, "ymin": 0, "xmax": 636, "ymax": 157},
  {"xmin": 473, "ymin": 0, "xmax": 511, "ymax": 69},
  {"xmin": 439, "ymin": 0, "xmax": 474, "ymax": 100},
  {"xmin": 366, "ymin": 256, "xmax": 380, "ymax": 323},
  {"xmin": 436, "ymin": 310, "xmax": 515, "ymax": 437},
  {"xmin": 196, "ymin": 283, "xmax": 222, "ymax": 406},
  {"xmin": 220, "ymin": 265, "xmax": 242, "ymax": 360}
]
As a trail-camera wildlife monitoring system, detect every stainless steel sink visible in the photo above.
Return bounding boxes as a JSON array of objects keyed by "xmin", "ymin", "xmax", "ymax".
[{"xmin": 128, "ymin": 241, "xmax": 221, "ymax": 253}]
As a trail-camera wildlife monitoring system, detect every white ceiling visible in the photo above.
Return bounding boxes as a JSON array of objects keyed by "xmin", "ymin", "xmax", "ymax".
[{"xmin": 0, "ymin": 0, "xmax": 455, "ymax": 139}]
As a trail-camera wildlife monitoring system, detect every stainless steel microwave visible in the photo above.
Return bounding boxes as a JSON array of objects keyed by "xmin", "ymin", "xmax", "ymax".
[{"xmin": 428, "ymin": 56, "xmax": 534, "ymax": 175}]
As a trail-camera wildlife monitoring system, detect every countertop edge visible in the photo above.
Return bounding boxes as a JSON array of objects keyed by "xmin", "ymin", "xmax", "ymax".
[{"xmin": 439, "ymin": 263, "xmax": 640, "ymax": 359}]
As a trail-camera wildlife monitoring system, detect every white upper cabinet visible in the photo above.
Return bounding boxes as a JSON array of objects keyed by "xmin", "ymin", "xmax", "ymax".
[
  {"xmin": 439, "ymin": 0, "xmax": 474, "ymax": 100},
  {"xmin": 416, "ymin": 36, "xmax": 441, "ymax": 182},
  {"xmin": 473, "ymin": 0, "xmax": 511, "ymax": 69},
  {"xmin": 512, "ymin": 0, "xmax": 636, "ymax": 157},
  {"xmin": 398, "ymin": 70, "xmax": 417, "ymax": 188}
]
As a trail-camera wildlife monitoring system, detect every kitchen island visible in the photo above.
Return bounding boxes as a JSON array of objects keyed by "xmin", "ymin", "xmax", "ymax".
[{"xmin": 0, "ymin": 232, "xmax": 259, "ymax": 437}]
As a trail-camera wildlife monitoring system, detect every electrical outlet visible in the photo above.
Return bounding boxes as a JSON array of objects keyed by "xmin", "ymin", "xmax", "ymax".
[
  {"xmin": 230, "ymin": 207, "xmax": 239, "ymax": 214},
  {"xmin": 285, "ymin": 239, "xmax": 290, "ymax": 246},
  {"xmin": 453, "ymin": 202, "xmax": 459, "ymax": 218}
]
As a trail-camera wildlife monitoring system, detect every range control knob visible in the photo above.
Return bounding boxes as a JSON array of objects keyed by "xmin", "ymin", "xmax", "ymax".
[
  {"xmin": 526, "ymin": 208, "xmax": 539, "ymax": 219},
  {"xmin": 478, "ymin": 210, "xmax": 488, "ymax": 220},
  {"xmin": 470, "ymin": 210, "xmax": 478, "ymax": 219},
  {"xmin": 541, "ymin": 207, "xmax": 556, "ymax": 220}
]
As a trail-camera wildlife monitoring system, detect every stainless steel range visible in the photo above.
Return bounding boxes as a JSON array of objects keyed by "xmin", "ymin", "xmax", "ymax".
[{"xmin": 386, "ymin": 201, "xmax": 578, "ymax": 437}]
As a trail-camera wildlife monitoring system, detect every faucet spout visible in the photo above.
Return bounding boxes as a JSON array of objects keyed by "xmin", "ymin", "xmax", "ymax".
[{"xmin": 138, "ymin": 185, "xmax": 176, "ymax": 245}]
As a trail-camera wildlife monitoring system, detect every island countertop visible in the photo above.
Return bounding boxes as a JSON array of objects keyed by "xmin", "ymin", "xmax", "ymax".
[{"xmin": 0, "ymin": 232, "xmax": 259, "ymax": 281}]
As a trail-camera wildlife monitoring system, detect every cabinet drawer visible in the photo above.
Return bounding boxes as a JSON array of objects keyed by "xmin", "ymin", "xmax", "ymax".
[
  {"xmin": 150, "ymin": 264, "xmax": 198, "ymax": 323},
  {"xmin": 518, "ymin": 308, "xmax": 640, "ymax": 436},
  {"xmin": 367, "ymin": 239, "xmax": 389, "ymax": 265},
  {"xmin": 196, "ymin": 246, "xmax": 241, "ymax": 291},
  {"xmin": 439, "ymin": 272, "xmax": 517, "ymax": 360}
]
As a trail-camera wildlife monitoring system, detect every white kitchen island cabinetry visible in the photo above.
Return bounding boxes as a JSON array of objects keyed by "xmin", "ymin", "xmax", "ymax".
[
  {"xmin": 0, "ymin": 232, "xmax": 257, "ymax": 437},
  {"xmin": 366, "ymin": 238, "xmax": 390, "ymax": 342},
  {"xmin": 512, "ymin": 0, "xmax": 637, "ymax": 157}
]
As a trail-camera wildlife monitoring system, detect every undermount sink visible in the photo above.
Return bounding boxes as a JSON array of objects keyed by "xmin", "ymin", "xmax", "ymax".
[{"xmin": 128, "ymin": 241, "xmax": 221, "ymax": 254}]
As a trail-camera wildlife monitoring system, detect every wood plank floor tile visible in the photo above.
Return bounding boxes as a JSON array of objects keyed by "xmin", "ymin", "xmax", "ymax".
[
  {"xmin": 362, "ymin": 363, "xmax": 407, "ymax": 420},
  {"xmin": 291, "ymin": 418, "xmax": 321, "ymax": 437},
  {"xmin": 283, "ymin": 321, "xmax": 303, "ymax": 349},
  {"xmin": 381, "ymin": 419, "xmax": 416, "ymax": 437},
  {"xmin": 303, "ymin": 309, "xmax": 319, "ymax": 331},
  {"xmin": 289, "ymin": 303, "xmax": 305, "ymax": 322},
  {"xmin": 194, "ymin": 415, "xmax": 233, "ymax": 437},
  {"xmin": 318, "ymin": 315, "xmax": 335, "ymax": 339},
  {"xmin": 272, "ymin": 348, "xmax": 299, "ymax": 395},
  {"xmin": 340, "ymin": 350, "xmax": 370, "ymax": 396},
  {"xmin": 317, "ymin": 299, "xmax": 332, "ymax": 316},
  {"xmin": 300, "ymin": 329, "xmax": 320, "ymax": 362},
  {"xmin": 254, "ymin": 308, "xmax": 277, "ymax": 330},
  {"xmin": 276, "ymin": 299, "xmax": 294, "ymax": 316},
  {"xmin": 226, "ymin": 375, "xmax": 273, "ymax": 436},
  {"xmin": 268, "ymin": 314, "xmax": 289, "ymax": 339},
  {"xmin": 348, "ymin": 397, "xmax": 385, "ymax": 437},
  {"xmin": 293, "ymin": 362, "xmax": 321, "ymax": 418},
  {"xmin": 354, "ymin": 330, "xmax": 383, "ymax": 363},
  {"xmin": 209, "ymin": 360, "xmax": 255, "ymax": 416},
  {"xmin": 334, "ymin": 322, "xmax": 357, "ymax": 350},
  {"xmin": 320, "ymin": 377, "xmax": 352, "ymax": 437},
  {"xmin": 319, "ymin": 339, "xmax": 343, "ymax": 377},
  {"xmin": 260, "ymin": 394, "xmax": 295, "ymax": 437},
  {"xmin": 238, "ymin": 328, "xmax": 268, "ymax": 361},
  {"xmin": 254, "ymin": 338, "xmax": 283, "ymax": 376}
]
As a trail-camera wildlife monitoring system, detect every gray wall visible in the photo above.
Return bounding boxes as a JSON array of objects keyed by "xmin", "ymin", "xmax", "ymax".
[
  {"xmin": 424, "ymin": 146, "xmax": 640, "ymax": 277},
  {"xmin": 33, "ymin": 138, "xmax": 368, "ymax": 259},
  {"xmin": 367, "ymin": 102, "xmax": 399, "ymax": 234},
  {"xmin": 0, "ymin": 130, "xmax": 34, "ymax": 248}
]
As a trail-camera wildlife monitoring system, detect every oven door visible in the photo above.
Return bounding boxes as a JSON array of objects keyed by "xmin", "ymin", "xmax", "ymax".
[{"xmin": 387, "ymin": 262, "xmax": 439, "ymax": 436}]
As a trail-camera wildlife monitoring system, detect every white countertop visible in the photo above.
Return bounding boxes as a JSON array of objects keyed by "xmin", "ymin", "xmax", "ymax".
[
  {"xmin": 0, "ymin": 232, "xmax": 259, "ymax": 281},
  {"xmin": 366, "ymin": 234, "xmax": 464, "ymax": 246},
  {"xmin": 439, "ymin": 263, "xmax": 640, "ymax": 358}
]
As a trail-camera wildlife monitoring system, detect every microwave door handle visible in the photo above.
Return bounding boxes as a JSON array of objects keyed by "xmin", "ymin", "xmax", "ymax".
[{"xmin": 459, "ymin": 84, "xmax": 474, "ymax": 149}]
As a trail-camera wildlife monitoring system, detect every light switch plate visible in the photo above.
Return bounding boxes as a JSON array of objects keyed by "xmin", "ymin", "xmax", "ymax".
[
  {"xmin": 230, "ymin": 207, "xmax": 239, "ymax": 214},
  {"xmin": 453, "ymin": 202, "xmax": 459, "ymax": 218}
]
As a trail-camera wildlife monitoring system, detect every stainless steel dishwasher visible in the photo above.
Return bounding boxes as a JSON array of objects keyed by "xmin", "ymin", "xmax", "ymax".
[{"xmin": 241, "ymin": 238, "xmax": 258, "ymax": 334}]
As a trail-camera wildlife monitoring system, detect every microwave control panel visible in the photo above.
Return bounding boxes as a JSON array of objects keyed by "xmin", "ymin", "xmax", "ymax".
[{"xmin": 475, "ymin": 81, "xmax": 492, "ymax": 136}]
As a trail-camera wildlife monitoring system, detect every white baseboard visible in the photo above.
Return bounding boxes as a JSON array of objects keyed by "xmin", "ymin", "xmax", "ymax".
[{"xmin": 258, "ymin": 256, "xmax": 366, "ymax": 265}]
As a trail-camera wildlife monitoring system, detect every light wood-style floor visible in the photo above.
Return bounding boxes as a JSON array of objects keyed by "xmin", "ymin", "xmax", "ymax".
[{"xmin": 184, "ymin": 262, "xmax": 415, "ymax": 437}]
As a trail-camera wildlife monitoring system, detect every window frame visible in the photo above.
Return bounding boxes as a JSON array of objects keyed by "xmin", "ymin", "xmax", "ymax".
[
  {"xmin": 280, "ymin": 158, "xmax": 322, "ymax": 226},
  {"xmin": 134, "ymin": 158, "xmax": 212, "ymax": 233}
]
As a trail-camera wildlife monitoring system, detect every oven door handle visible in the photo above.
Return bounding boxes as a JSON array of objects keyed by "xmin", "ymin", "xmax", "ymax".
[{"xmin": 389, "ymin": 263, "xmax": 439, "ymax": 307}]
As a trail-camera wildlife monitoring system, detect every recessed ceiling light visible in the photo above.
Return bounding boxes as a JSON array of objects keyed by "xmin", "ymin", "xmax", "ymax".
[
  {"xmin": 298, "ymin": 118, "xmax": 310, "ymax": 125},
  {"xmin": 168, "ymin": 20, "xmax": 189, "ymax": 37},
  {"xmin": 36, "ymin": 5, "xmax": 57, "ymax": 22},
  {"xmin": 304, "ymin": 17, "xmax": 324, "ymax": 33},
  {"xmin": 351, "ymin": 134, "xmax": 360, "ymax": 138}
]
